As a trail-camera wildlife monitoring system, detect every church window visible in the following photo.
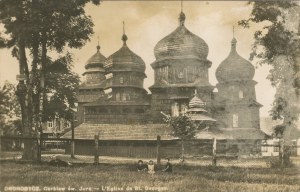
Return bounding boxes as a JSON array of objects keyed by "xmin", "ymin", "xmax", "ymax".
[
  {"xmin": 47, "ymin": 121, "xmax": 53, "ymax": 128},
  {"xmin": 178, "ymin": 71, "xmax": 184, "ymax": 79},
  {"xmin": 121, "ymin": 93, "xmax": 126, "ymax": 101},
  {"xmin": 239, "ymin": 90, "xmax": 244, "ymax": 99},
  {"xmin": 171, "ymin": 102, "xmax": 180, "ymax": 117},
  {"xmin": 232, "ymin": 114, "xmax": 239, "ymax": 128},
  {"xmin": 126, "ymin": 93, "xmax": 130, "ymax": 101},
  {"xmin": 116, "ymin": 93, "xmax": 120, "ymax": 101},
  {"xmin": 120, "ymin": 77, "xmax": 124, "ymax": 84}
]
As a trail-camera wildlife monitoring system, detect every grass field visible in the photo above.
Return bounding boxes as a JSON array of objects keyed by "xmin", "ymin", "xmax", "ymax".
[{"xmin": 1, "ymin": 162, "xmax": 300, "ymax": 192}]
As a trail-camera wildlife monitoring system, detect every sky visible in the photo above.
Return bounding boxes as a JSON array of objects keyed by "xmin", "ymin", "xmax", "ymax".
[{"xmin": 0, "ymin": 1, "xmax": 275, "ymax": 117}]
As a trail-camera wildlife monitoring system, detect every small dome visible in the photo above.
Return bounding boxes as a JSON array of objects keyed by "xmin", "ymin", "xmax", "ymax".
[
  {"xmin": 154, "ymin": 12, "xmax": 209, "ymax": 61},
  {"xmin": 216, "ymin": 38, "xmax": 255, "ymax": 83},
  {"xmin": 189, "ymin": 94, "xmax": 206, "ymax": 109},
  {"xmin": 85, "ymin": 45, "xmax": 106, "ymax": 69},
  {"xmin": 107, "ymin": 35, "xmax": 146, "ymax": 72}
]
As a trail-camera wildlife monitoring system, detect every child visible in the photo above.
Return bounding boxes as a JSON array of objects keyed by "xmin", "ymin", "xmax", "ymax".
[
  {"xmin": 162, "ymin": 158, "xmax": 172, "ymax": 173},
  {"xmin": 147, "ymin": 160, "xmax": 155, "ymax": 174},
  {"xmin": 137, "ymin": 160, "xmax": 147, "ymax": 172}
]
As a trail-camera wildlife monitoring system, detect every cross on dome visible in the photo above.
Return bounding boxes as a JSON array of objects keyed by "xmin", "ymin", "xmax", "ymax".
[
  {"xmin": 96, "ymin": 35, "xmax": 100, "ymax": 51},
  {"xmin": 122, "ymin": 21, "xmax": 128, "ymax": 45}
]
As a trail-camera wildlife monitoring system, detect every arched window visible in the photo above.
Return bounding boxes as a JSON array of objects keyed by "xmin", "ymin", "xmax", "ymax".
[
  {"xmin": 116, "ymin": 93, "xmax": 120, "ymax": 101},
  {"xmin": 171, "ymin": 102, "xmax": 179, "ymax": 117},
  {"xmin": 121, "ymin": 93, "xmax": 126, "ymax": 101},
  {"xmin": 239, "ymin": 90, "xmax": 244, "ymax": 99},
  {"xmin": 232, "ymin": 114, "xmax": 239, "ymax": 128}
]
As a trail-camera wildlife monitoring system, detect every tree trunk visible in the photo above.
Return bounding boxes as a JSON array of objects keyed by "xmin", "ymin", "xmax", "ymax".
[
  {"xmin": 21, "ymin": 31, "xmax": 40, "ymax": 160},
  {"xmin": 15, "ymin": 36, "xmax": 34, "ymax": 160}
]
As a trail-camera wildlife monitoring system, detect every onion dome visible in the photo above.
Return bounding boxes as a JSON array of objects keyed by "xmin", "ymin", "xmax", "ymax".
[
  {"xmin": 85, "ymin": 44, "xmax": 106, "ymax": 69},
  {"xmin": 216, "ymin": 38, "xmax": 255, "ymax": 83},
  {"xmin": 154, "ymin": 11, "xmax": 209, "ymax": 61},
  {"xmin": 106, "ymin": 23, "xmax": 146, "ymax": 72}
]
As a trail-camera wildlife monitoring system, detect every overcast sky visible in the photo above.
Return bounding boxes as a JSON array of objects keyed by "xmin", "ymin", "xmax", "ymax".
[{"xmin": 0, "ymin": 1, "xmax": 275, "ymax": 117}]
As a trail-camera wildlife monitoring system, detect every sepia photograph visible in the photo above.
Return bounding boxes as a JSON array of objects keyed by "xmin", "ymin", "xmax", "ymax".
[{"xmin": 0, "ymin": 0, "xmax": 299, "ymax": 191}]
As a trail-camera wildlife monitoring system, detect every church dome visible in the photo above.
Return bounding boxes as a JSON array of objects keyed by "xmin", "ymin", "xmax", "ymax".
[
  {"xmin": 188, "ymin": 91, "xmax": 207, "ymax": 113},
  {"xmin": 154, "ymin": 12, "xmax": 209, "ymax": 61},
  {"xmin": 85, "ymin": 45, "xmax": 106, "ymax": 69},
  {"xmin": 216, "ymin": 38, "xmax": 255, "ymax": 83},
  {"xmin": 106, "ymin": 33, "xmax": 146, "ymax": 72}
]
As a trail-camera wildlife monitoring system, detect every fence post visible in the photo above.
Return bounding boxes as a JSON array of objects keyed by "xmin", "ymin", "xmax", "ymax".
[
  {"xmin": 71, "ymin": 122, "xmax": 75, "ymax": 159},
  {"xmin": 212, "ymin": 137, "xmax": 217, "ymax": 166},
  {"xmin": 157, "ymin": 135, "xmax": 161, "ymax": 165},
  {"xmin": 37, "ymin": 132, "xmax": 42, "ymax": 162},
  {"xmin": 94, "ymin": 134, "xmax": 99, "ymax": 165}
]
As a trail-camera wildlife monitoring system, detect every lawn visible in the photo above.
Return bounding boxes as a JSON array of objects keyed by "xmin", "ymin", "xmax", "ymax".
[{"xmin": 0, "ymin": 162, "xmax": 299, "ymax": 192}]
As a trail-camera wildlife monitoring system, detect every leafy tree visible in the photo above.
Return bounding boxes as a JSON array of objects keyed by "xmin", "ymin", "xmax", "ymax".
[
  {"xmin": 239, "ymin": 1, "xmax": 300, "ymax": 140},
  {"xmin": 163, "ymin": 114, "xmax": 197, "ymax": 161},
  {"xmin": 43, "ymin": 53, "xmax": 80, "ymax": 121},
  {"xmin": 0, "ymin": 0, "xmax": 100, "ymax": 160}
]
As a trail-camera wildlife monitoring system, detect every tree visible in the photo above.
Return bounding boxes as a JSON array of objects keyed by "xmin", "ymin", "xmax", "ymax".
[
  {"xmin": 239, "ymin": 1, "xmax": 300, "ymax": 141},
  {"xmin": 163, "ymin": 113, "xmax": 197, "ymax": 162},
  {"xmin": 43, "ymin": 53, "xmax": 80, "ymax": 122},
  {"xmin": 0, "ymin": 0, "xmax": 100, "ymax": 160}
]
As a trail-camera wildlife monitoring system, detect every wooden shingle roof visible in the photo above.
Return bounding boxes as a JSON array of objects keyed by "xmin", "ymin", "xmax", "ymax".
[
  {"xmin": 62, "ymin": 123, "xmax": 174, "ymax": 140},
  {"xmin": 196, "ymin": 128, "xmax": 266, "ymax": 140}
]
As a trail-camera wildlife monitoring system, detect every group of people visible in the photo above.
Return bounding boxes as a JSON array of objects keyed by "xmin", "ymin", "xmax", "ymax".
[{"xmin": 137, "ymin": 158, "xmax": 172, "ymax": 174}]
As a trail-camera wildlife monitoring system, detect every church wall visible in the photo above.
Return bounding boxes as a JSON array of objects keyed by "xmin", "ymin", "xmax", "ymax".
[
  {"xmin": 216, "ymin": 81, "xmax": 256, "ymax": 102},
  {"xmin": 153, "ymin": 59, "xmax": 210, "ymax": 86},
  {"xmin": 112, "ymin": 72, "xmax": 144, "ymax": 88},
  {"xmin": 85, "ymin": 72, "xmax": 106, "ymax": 85},
  {"xmin": 84, "ymin": 105, "xmax": 150, "ymax": 124}
]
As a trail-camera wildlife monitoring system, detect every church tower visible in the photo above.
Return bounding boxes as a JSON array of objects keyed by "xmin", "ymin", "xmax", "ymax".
[
  {"xmin": 215, "ymin": 32, "xmax": 262, "ymax": 129},
  {"xmin": 83, "ymin": 22, "xmax": 150, "ymax": 124},
  {"xmin": 77, "ymin": 43, "xmax": 107, "ymax": 124},
  {"xmin": 150, "ymin": 9, "xmax": 214, "ymax": 122}
]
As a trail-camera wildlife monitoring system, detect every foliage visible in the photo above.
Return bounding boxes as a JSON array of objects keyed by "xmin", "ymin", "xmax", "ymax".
[
  {"xmin": 43, "ymin": 54, "xmax": 80, "ymax": 121},
  {"xmin": 238, "ymin": 1, "xmax": 300, "ymax": 138},
  {"xmin": 0, "ymin": 81, "xmax": 21, "ymax": 135},
  {"xmin": 0, "ymin": 0, "xmax": 100, "ymax": 159},
  {"xmin": 164, "ymin": 115, "xmax": 197, "ymax": 140}
]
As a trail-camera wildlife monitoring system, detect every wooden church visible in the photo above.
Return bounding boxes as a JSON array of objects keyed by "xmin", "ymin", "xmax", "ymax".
[{"xmin": 63, "ymin": 10, "xmax": 265, "ymax": 158}]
